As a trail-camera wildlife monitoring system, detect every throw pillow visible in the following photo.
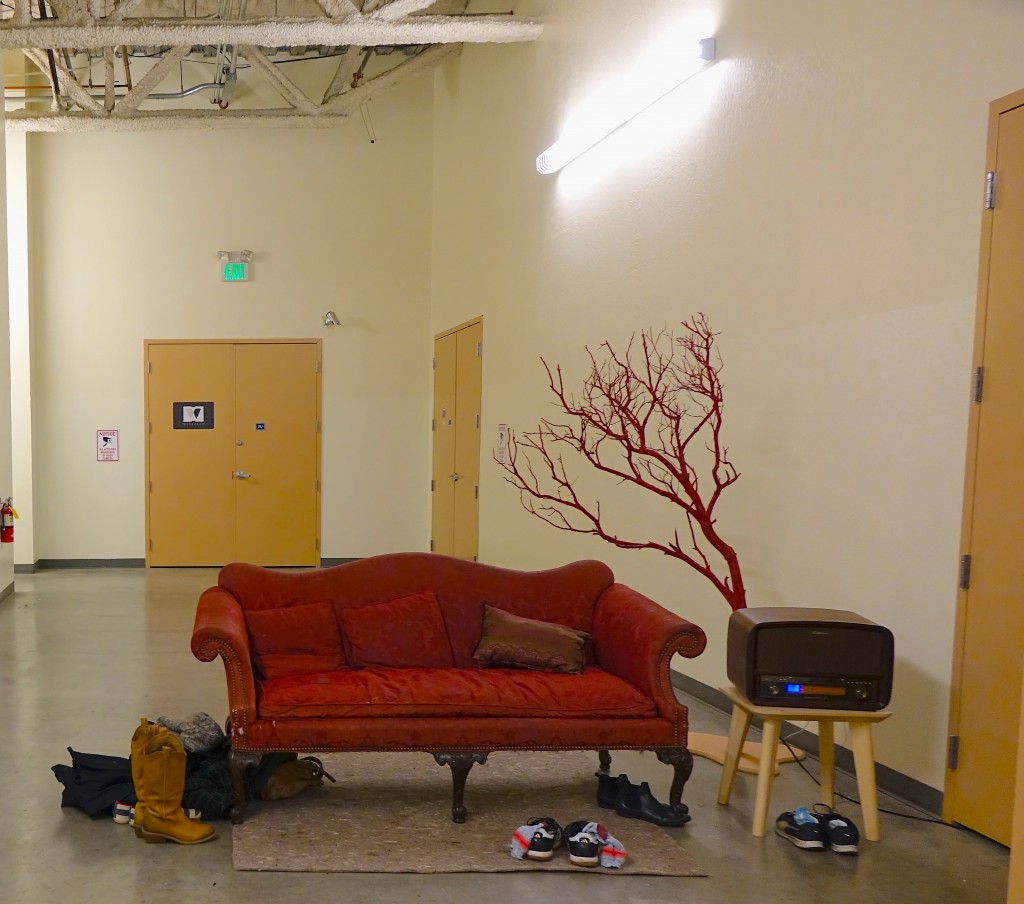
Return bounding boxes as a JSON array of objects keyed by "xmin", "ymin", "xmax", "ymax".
[
  {"xmin": 472, "ymin": 603, "xmax": 589, "ymax": 674},
  {"xmin": 340, "ymin": 591, "xmax": 455, "ymax": 669},
  {"xmin": 244, "ymin": 601, "xmax": 347, "ymax": 679}
]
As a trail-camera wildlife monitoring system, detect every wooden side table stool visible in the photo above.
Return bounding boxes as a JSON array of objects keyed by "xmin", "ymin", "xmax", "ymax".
[{"xmin": 716, "ymin": 684, "xmax": 892, "ymax": 840}]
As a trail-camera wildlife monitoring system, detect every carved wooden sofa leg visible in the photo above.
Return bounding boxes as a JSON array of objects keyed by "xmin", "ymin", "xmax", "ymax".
[
  {"xmin": 597, "ymin": 749, "xmax": 612, "ymax": 774},
  {"xmin": 433, "ymin": 752, "xmax": 489, "ymax": 823},
  {"xmin": 228, "ymin": 749, "xmax": 262, "ymax": 824},
  {"xmin": 656, "ymin": 747, "xmax": 694, "ymax": 811}
]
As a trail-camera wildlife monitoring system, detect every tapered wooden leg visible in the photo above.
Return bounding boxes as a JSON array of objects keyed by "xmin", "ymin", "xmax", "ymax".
[
  {"xmin": 656, "ymin": 747, "xmax": 694, "ymax": 810},
  {"xmin": 597, "ymin": 750, "xmax": 612, "ymax": 774},
  {"xmin": 818, "ymin": 720, "xmax": 836, "ymax": 808},
  {"xmin": 850, "ymin": 722, "xmax": 881, "ymax": 841},
  {"xmin": 228, "ymin": 749, "xmax": 261, "ymax": 824},
  {"xmin": 718, "ymin": 703, "xmax": 754, "ymax": 805},
  {"xmin": 752, "ymin": 718, "xmax": 781, "ymax": 837},
  {"xmin": 433, "ymin": 752, "xmax": 488, "ymax": 823}
]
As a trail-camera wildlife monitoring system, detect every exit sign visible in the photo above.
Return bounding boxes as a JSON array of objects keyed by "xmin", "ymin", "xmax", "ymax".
[{"xmin": 222, "ymin": 262, "xmax": 249, "ymax": 282}]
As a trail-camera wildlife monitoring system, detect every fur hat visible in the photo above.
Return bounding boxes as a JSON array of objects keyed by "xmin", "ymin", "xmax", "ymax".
[{"xmin": 155, "ymin": 713, "xmax": 225, "ymax": 754}]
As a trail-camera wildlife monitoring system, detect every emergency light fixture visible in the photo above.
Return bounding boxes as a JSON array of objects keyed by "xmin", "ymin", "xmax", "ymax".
[
  {"xmin": 217, "ymin": 249, "xmax": 254, "ymax": 281},
  {"xmin": 535, "ymin": 37, "xmax": 716, "ymax": 175}
]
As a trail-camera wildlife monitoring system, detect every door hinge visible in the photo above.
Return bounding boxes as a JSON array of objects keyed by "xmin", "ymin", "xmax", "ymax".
[
  {"xmin": 316, "ymin": 420, "xmax": 321, "ymax": 433},
  {"xmin": 315, "ymin": 479, "xmax": 320, "ymax": 492},
  {"xmin": 432, "ymin": 419, "xmax": 436, "ymax": 431},
  {"xmin": 430, "ymin": 539, "xmax": 435, "ymax": 551},
  {"xmin": 958, "ymin": 554, "xmax": 972, "ymax": 590},
  {"xmin": 947, "ymin": 735, "xmax": 960, "ymax": 770},
  {"xmin": 474, "ymin": 485, "xmax": 479, "ymax": 499},
  {"xmin": 315, "ymin": 538, "xmax": 320, "ymax": 551},
  {"xmin": 475, "ymin": 342, "xmax": 481, "ymax": 357},
  {"xmin": 149, "ymin": 538, "xmax": 153, "ymax": 551},
  {"xmin": 147, "ymin": 361, "xmax": 152, "ymax": 374},
  {"xmin": 475, "ymin": 414, "xmax": 480, "ymax": 429},
  {"xmin": 148, "ymin": 422, "xmax": 152, "ymax": 434},
  {"xmin": 432, "ymin": 357, "xmax": 437, "ymax": 370},
  {"xmin": 316, "ymin": 360, "xmax": 321, "ymax": 373},
  {"xmin": 148, "ymin": 481, "xmax": 152, "ymax": 493},
  {"xmin": 984, "ymin": 171, "xmax": 996, "ymax": 209},
  {"xmin": 971, "ymin": 366, "xmax": 984, "ymax": 403},
  {"xmin": 431, "ymin": 479, "xmax": 435, "ymax": 491}
]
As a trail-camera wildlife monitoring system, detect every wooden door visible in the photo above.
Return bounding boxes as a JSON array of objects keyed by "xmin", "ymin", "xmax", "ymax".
[
  {"xmin": 235, "ymin": 343, "xmax": 321, "ymax": 566},
  {"xmin": 147, "ymin": 343, "xmax": 236, "ymax": 566},
  {"xmin": 146, "ymin": 340, "xmax": 321, "ymax": 567},
  {"xmin": 946, "ymin": 90, "xmax": 1024, "ymax": 845},
  {"xmin": 431, "ymin": 331, "xmax": 458, "ymax": 555},
  {"xmin": 431, "ymin": 318, "xmax": 482, "ymax": 560}
]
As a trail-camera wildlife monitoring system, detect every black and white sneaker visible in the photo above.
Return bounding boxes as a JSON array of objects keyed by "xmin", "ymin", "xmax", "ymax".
[
  {"xmin": 522, "ymin": 817, "xmax": 563, "ymax": 861},
  {"xmin": 564, "ymin": 820, "xmax": 603, "ymax": 866},
  {"xmin": 775, "ymin": 807, "xmax": 827, "ymax": 850},
  {"xmin": 813, "ymin": 805, "xmax": 860, "ymax": 854}
]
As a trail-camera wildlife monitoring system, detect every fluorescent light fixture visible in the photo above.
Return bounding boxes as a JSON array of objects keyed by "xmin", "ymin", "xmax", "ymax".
[{"xmin": 536, "ymin": 37, "xmax": 716, "ymax": 175}]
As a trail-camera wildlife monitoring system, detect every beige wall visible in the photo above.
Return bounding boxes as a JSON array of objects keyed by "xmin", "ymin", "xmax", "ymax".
[
  {"xmin": 430, "ymin": 0, "xmax": 1024, "ymax": 790},
  {"xmin": 25, "ymin": 77, "xmax": 434, "ymax": 561}
]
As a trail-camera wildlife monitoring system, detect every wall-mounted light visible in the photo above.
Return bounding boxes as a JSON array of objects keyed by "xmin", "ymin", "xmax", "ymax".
[
  {"xmin": 536, "ymin": 37, "xmax": 716, "ymax": 175},
  {"xmin": 217, "ymin": 250, "xmax": 254, "ymax": 281},
  {"xmin": 324, "ymin": 310, "xmax": 341, "ymax": 327}
]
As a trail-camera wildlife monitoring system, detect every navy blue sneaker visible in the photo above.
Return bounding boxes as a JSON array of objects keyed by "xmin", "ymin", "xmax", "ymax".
[
  {"xmin": 813, "ymin": 805, "xmax": 860, "ymax": 854},
  {"xmin": 775, "ymin": 807, "xmax": 826, "ymax": 850}
]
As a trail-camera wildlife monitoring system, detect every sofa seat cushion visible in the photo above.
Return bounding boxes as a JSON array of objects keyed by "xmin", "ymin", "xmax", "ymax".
[{"xmin": 257, "ymin": 667, "xmax": 658, "ymax": 720}]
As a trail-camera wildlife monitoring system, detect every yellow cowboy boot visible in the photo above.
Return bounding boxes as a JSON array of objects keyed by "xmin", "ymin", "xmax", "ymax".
[
  {"xmin": 134, "ymin": 731, "xmax": 217, "ymax": 845},
  {"xmin": 128, "ymin": 718, "xmax": 161, "ymax": 836}
]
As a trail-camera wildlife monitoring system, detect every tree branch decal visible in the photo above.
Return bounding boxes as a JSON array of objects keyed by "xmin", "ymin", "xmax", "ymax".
[{"xmin": 498, "ymin": 313, "xmax": 746, "ymax": 610}]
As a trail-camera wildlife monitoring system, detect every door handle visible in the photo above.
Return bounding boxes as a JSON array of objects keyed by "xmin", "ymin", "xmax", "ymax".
[
  {"xmin": 449, "ymin": 473, "xmax": 461, "ymax": 482},
  {"xmin": 235, "ymin": 471, "xmax": 253, "ymax": 480}
]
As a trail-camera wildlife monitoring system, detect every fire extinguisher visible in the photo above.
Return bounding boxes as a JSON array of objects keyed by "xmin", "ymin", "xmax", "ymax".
[{"xmin": 1, "ymin": 498, "xmax": 15, "ymax": 544}]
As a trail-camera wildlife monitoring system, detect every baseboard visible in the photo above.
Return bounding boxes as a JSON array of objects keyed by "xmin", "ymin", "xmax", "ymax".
[
  {"xmin": 671, "ymin": 670, "xmax": 943, "ymax": 817},
  {"xmin": 35, "ymin": 558, "xmax": 146, "ymax": 569},
  {"xmin": 15, "ymin": 562, "xmax": 37, "ymax": 574},
  {"xmin": 319, "ymin": 557, "xmax": 361, "ymax": 568},
  {"xmin": 0, "ymin": 580, "xmax": 13, "ymax": 602}
]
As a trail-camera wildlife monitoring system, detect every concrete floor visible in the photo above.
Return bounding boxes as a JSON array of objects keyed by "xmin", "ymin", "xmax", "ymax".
[{"xmin": 0, "ymin": 568, "xmax": 1010, "ymax": 903}]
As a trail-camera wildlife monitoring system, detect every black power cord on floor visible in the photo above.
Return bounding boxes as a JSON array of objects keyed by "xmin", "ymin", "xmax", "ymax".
[{"xmin": 779, "ymin": 735, "xmax": 948, "ymax": 826}]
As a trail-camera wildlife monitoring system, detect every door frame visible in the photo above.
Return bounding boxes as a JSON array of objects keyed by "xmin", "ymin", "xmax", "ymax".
[
  {"xmin": 144, "ymin": 338, "xmax": 322, "ymax": 567},
  {"xmin": 944, "ymin": 87, "xmax": 1024, "ymax": 826}
]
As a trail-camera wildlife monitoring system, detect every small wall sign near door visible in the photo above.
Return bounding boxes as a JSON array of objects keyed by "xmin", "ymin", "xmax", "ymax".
[
  {"xmin": 173, "ymin": 402, "xmax": 215, "ymax": 429},
  {"xmin": 97, "ymin": 429, "xmax": 119, "ymax": 462}
]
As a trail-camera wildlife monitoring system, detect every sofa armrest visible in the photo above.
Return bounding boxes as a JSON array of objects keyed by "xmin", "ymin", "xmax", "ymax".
[
  {"xmin": 191, "ymin": 586, "xmax": 258, "ymax": 738},
  {"xmin": 591, "ymin": 583, "xmax": 707, "ymax": 721}
]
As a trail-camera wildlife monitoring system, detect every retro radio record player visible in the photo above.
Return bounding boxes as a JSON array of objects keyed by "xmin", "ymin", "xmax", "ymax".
[{"xmin": 726, "ymin": 607, "xmax": 894, "ymax": 711}]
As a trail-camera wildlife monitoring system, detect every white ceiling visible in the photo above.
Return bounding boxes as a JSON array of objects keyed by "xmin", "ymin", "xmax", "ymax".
[{"xmin": 0, "ymin": 0, "xmax": 542, "ymax": 130}]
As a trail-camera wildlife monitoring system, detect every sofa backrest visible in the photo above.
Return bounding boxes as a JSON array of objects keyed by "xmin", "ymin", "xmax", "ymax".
[{"xmin": 220, "ymin": 552, "xmax": 614, "ymax": 669}]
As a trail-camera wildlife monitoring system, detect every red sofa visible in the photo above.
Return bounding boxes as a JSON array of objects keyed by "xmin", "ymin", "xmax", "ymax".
[{"xmin": 191, "ymin": 553, "xmax": 707, "ymax": 823}]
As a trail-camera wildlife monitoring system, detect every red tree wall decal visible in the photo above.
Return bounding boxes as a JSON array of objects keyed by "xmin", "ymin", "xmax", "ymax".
[{"xmin": 498, "ymin": 313, "xmax": 746, "ymax": 611}]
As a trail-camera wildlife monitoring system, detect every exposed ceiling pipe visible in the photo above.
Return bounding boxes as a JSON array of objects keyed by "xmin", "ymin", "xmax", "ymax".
[{"xmin": 34, "ymin": 0, "xmax": 62, "ymax": 111}]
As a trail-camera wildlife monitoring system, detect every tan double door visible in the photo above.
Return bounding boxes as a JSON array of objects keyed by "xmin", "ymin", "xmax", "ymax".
[
  {"xmin": 431, "ymin": 319, "xmax": 482, "ymax": 560},
  {"xmin": 946, "ymin": 90, "xmax": 1024, "ymax": 845},
  {"xmin": 146, "ymin": 340, "xmax": 321, "ymax": 566}
]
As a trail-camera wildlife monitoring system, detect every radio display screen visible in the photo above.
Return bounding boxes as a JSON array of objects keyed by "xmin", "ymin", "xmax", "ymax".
[{"xmin": 785, "ymin": 684, "xmax": 846, "ymax": 696}]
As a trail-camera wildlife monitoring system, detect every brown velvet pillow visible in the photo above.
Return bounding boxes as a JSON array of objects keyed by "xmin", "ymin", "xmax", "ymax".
[
  {"xmin": 341, "ymin": 591, "xmax": 455, "ymax": 669},
  {"xmin": 244, "ymin": 600, "xmax": 348, "ymax": 679},
  {"xmin": 472, "ymin": 603, "xmax": 589, "ymax": 674}
]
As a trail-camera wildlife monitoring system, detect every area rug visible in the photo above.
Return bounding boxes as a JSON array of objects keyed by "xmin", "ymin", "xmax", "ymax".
[{"xmin": 233, "ymin": 750, "xmax": 706, "ymax": 876}]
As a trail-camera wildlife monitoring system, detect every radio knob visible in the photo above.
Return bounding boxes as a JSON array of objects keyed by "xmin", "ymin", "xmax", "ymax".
[
  {"xmin": 854, "ymin": 688, "xmax": 867, "ymax": 699},
  {"xmin": 768, "ymin": 684, "xmax": 780, "ymax": 696}
]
